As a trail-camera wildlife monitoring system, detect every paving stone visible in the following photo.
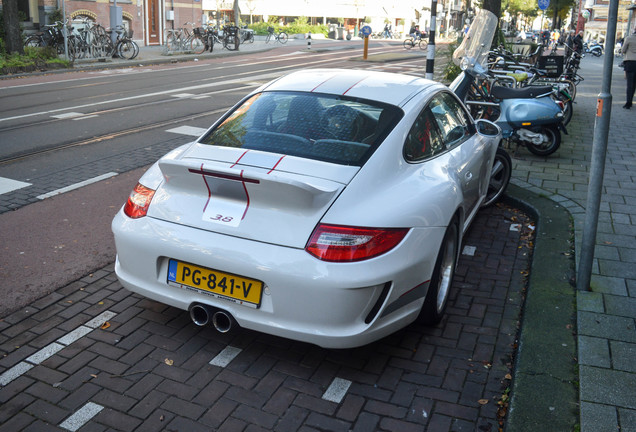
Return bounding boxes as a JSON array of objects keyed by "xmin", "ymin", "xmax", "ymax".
[{"xmin": 580, "ymin": 365, "xmax": 636, "ymax": 409}]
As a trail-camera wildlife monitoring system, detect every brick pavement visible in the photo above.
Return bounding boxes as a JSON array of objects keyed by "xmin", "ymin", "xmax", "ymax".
[
  {"xmin": 509, "ymin": 55, "xmax": 636, "ymax": 432},
  {"xmin": 0, "ymin": 202, "xmax": 534, "ymax": 431}
]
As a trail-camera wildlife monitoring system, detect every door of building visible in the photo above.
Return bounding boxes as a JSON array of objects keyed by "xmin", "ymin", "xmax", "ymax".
[{"xmin": 146, "ymin": 0, "xmax": 161, "ymax": 45}]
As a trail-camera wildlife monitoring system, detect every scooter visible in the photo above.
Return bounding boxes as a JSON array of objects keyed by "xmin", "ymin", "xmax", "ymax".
[
  {"xmin": 450, "ymin": 12, "xmax": 567, "ymax": 156},
  {"xmin": 584, "ymin": 41, "xmax": 603, "ymax": 57}
]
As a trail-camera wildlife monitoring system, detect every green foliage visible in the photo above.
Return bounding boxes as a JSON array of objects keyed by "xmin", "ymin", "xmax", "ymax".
[
  {"xmin": 0, "ymin": 46, "xmax": 69, "ymax": 72},
  {"xmin": 248, "ymin": 21, "xmax": 328, "ymax": 37},
  {"xmin": 442, "ymin": 42, "xmax": 461, "ymax": 84},
  {"xmin": 47, "ymin": 8, "xmax": 64, "ymax": 24}
]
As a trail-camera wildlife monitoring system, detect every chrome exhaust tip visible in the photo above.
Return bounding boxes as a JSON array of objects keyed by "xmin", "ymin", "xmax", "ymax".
[
  {"xmin": 212, "ymin": 311, "xmax": 234, "ymax": 333},
  {"xmin": 189, "ymin": 304, "xmax": 212, "ymax": 326}
]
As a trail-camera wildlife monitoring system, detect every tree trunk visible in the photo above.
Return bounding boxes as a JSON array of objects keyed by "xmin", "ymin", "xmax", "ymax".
[
  {"xmin": 2, "ymin": 0, "xmax": 25, "ymax": 55},
  {"xmin": 481, "ymin": 0, "xmax": 501, "ymax": 20}
]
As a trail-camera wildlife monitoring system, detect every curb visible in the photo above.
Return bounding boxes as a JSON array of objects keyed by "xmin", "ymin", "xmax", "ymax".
[{"xmin": 503, "ymin": 184, "xmax": 579, "ymax": 431}]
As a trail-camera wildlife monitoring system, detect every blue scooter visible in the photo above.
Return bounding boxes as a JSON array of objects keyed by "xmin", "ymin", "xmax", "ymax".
[{"xmin": 449, "ymin": 12, "xmax": 567, "ymax": 156}]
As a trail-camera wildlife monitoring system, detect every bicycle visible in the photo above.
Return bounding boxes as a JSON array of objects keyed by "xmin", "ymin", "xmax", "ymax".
[
  {"xmin": 403, "ymin": 33, "xmax": 427, "ymax": 50},
  {"xmin": 104, "ymin": 26, "xmax": 139, "ymax": 60},
  {"xmin": 239, "ymin": 26, "xmax": 254, "ymax": 44},
  {"xmin": 164, "ymin": 22, "xmax": 197, "ymax": 54},
  {"xmin": 25, "ymin": 20, "xmax": 76, "ymax": 61},
  {"xmin": 265, "ymin": 26, "xmax": 288, "ymax": 44}
]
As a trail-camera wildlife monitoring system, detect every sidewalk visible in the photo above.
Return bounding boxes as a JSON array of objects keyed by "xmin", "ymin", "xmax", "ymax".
[{"xmin": 509, "ymin": 55, "xmax": 636, "ymax": 432}]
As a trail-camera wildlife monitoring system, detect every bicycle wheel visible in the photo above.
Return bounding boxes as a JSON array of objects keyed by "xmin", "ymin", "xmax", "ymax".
[
  {"xmin": 190, "ymin": 36, "xmax": 206, "ymax": 54},
  {"xmin": 419, "ymin": 39, "xmax": 428, "ymax": 50},
  {"xmin": 165, "ymin": 34, "xmax": 178, "ymax": 53},
  {"xmin": 265, "ymin": 33, "xmax": 272, "ymax": 43},
  {"xmin": 24, "ymin": 36, "xmax": 44, "ymax": 48},
  {"xmin": 244, "ymin": 32, "xmax": 254, "ymax": 43},
  {"xmin": 117, "ymin": 40, "xmax": 136, "ymax": 60},
  {"xmin": 278, "ymin": 32, "xmax": 288, "ymax": 44},
  {"xmin": 403, "ymin": 38, "xmax": 414, "ymax": 50},
  {"xmin": 64, "ymin": 37, "xmax": 77, "ymax": 61}
]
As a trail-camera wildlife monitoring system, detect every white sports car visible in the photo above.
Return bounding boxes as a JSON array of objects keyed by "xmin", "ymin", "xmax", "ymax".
[{"xmin": 112, "ymin": 68, "xmax": 510, "ymax": 348}]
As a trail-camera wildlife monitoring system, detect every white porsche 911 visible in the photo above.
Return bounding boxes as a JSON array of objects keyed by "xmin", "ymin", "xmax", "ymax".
[{"xmin": 112, "ymin": 68, "xmax": 510, "ymax": 348}]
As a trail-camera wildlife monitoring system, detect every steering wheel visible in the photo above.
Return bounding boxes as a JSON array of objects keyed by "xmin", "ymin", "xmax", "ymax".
[{"xmin": 321, "ymin": 105, "xmax": 362, "ymax": 141}]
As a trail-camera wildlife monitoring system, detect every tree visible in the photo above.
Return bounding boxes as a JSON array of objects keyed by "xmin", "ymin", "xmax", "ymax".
[
  {"xmin": 548, "ymin": 0, "xmax": 576, "ymax": 29},
  {"xmin": 2, "ymin": 0, "xmax": 24, "ymax": 54},
  {"xmin": 482, "ymin": 0, "xmax": 502, "ymax": 19}
]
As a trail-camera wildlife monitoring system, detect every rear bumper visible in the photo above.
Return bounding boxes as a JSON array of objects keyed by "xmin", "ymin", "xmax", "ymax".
[{"xmin": 112, "ymin": 210, "xmax": 445, "ymax": 348}]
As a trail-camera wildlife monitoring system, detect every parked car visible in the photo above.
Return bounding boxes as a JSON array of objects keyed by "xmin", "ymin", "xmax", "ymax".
[{"xmin": 112, "ymin": 68, "xmax": 509, "ymax": 348}]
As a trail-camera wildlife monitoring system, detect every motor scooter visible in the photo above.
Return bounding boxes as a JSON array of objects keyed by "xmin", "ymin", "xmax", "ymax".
[
  {"xmin": 584, "ymin": 41, "xmax": 603, "ymax": 57},
  {"xmin": 450, "ymin": 12, "xmax": 567, "ymax": 156}
]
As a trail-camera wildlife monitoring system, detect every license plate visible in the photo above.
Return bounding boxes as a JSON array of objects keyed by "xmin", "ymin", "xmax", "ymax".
[{"xmin": 167, "ymin": 259, "xmax": 263, "ymax": 307}]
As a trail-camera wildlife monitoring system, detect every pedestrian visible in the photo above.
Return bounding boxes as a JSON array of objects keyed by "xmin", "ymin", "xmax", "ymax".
[
  {"xmin": 565, "ymin": 29, "xmax": 575, "ymax": 55},
  {"xmin": 621, "ymin": 29, "xmax": 636, "ymax": 109},
  {"xmin": 573, "ymin": 30, "xmax": 584, "ymax": 54}
]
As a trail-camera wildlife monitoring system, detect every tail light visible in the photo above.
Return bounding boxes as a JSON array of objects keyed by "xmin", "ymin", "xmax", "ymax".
[
  {"xmin": 123, "ymin": 183, "xmax": 155, "ymax": 219},
  {"xmin": 306, "ymin": 224, "xmax": 408, "ymax": 262}
]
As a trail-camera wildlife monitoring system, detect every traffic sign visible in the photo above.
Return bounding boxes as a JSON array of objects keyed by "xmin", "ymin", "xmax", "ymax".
[
  {"xmin": 361, "ymin": 25, "xmax": 372, "ymax": 37},
  {"xmin": 538, "ymin": 0, "xmax": 550, "ymax": 10}
]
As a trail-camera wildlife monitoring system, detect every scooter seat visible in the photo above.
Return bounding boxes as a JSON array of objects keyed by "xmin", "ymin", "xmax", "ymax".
[{"xmin": 491, "ymin": 85, "xmax": 554, "ymax": 100}]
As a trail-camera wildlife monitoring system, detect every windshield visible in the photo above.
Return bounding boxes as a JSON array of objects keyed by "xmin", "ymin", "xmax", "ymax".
[
  {"xmin": 452, "ymin": 9, "xmax": 498, "ymax": 71},
  {"xmin": 199, "ymin": 91, "xmax": 403, "ymax": 166}
]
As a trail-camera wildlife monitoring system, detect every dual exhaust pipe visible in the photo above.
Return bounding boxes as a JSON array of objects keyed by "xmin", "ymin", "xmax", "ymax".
[{"xmin": 189, "ymin": 303, "xmax": 236, "ymax": 333}]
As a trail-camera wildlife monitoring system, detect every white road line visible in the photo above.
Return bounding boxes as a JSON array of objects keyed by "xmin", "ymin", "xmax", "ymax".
[
  {"xmin": 0, "ymin": 362, "xmax": 34, "ymax": 386},
  {"xmin": 59, "ymin": 402, "xmax": 104, "ymax": 431},
  {"xmin": 0, "ymin": 177, "xmax": 32, "ymax": 194},
  {"xmin": 36, "ymin": 172, "xmax": 118, "ymax": 200},
  {"xmin": 0, "ymin": 310, "xmax": 116, "ymax": 387},
  {"xmin": 0, "ymin": 46, "xmax": 400, "ymax": 124},
  {"xmin": 51, "ymin": 112, "xmax": 85, "ymax": 119},
  {"xmin": 322, "ymin": 377, "xmax": 352, "ymax": 403},
  {"xmin": 462, "ymin": 245, "xmax": 477, "ymax": 256},
  {"xmin": 26, "ymin": 342, "xmax": 65, "ymax": 364},
  {"xmin": 209, "ymin": 346, "xmax": 242, "ymax": 367},
  {"xmin": 167, "ymin": 126, "xmax": 207, "ymax": 136}
]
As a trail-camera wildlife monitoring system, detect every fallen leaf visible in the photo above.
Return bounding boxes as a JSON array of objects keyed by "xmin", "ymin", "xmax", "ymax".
[
  {"xmin": 505, "ymin": 373, "xmax": 512, "ymax": 380},
  {"xmin": 164, "ymin": 358, "xmax": 174, "ymax": 366},
  {"xmin": 100, "ymin": 322, "xmax": 111, "ymax": 330},
  {"xmin": 478, "ymin": 399, "xmax": 489, "ymax": 405}
]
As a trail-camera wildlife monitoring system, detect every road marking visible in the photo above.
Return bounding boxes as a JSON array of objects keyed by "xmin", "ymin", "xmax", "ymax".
[
  {"xmin": 322, "ymin": 377, "xmax": 351, "ymax": 403},
  {"xmin": 167, "ymin": 126, "xmax": 207, "ymax": 136},
  {"xmin": 59, "ymin": 402, "xmax": 104, "ymax": 431},
  {"xmin": 462, "ymin": 245, "xmax": 477, "ymax": 256},
  {"xmin": 0, "ymin": 177, "xmax": 32, "ymax": 194},
  {"xmin": 0, "ymin": 46, "xmax": 399, "ymax": 123},
  {"xmin": 0, "ymin": 310, "xmax": 116, "ymax": 387},
  {"xmin": 209, "ymin": 346, "xmax": 242, "ymax": 367},
  {"xmin": 0, "ymin": 362, "xmax": 34, "ymax": 386},
  {"xmin": 36, "ymin": 172, "xmax": 118, "ymax": 200},
  {"xmin": 51, "ymin": 112, "xmax": 85, "ymax": 119}
]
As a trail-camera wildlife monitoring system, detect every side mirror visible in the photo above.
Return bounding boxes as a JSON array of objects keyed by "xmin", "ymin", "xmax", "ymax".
[{"xmin": 475, "ymin": 119, "xmax": 501, "ymax": 137}]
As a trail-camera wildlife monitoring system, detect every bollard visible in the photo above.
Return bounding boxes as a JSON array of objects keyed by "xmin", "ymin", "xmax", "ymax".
[{"xmin": 308, "ymin": 31, "xmax": 311, "ymax": 50}]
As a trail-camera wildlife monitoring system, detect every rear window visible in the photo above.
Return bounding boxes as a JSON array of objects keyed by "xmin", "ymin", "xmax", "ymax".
[{"xmin": 199, "ymin": 91, "xmax": 403, "ymax": 166}]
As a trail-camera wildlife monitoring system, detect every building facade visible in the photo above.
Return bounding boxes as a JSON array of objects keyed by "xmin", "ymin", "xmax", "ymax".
[{"xmin": 2, "ymin": 0, "xmax": 466, "ymax": 46}]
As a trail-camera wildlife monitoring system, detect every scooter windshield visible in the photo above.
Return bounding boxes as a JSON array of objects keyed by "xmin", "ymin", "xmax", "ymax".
[{"xmin": 452, "ymin": 10, "xmax": 498, "ymax": 73}]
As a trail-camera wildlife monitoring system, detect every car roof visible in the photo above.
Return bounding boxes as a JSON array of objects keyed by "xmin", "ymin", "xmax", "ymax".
[{"xmin": 259, "ymin": 69, "xmax": 439, "ymax": 107}]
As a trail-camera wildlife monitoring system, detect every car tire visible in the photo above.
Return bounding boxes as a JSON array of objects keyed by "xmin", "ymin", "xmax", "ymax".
[
  {"xmin": 481, "ymin": 147, "xmax": 512, "ymax": 208},
  {"xmin": 417, "ymin": 219, "xmax": 459, "ymax": 325}
]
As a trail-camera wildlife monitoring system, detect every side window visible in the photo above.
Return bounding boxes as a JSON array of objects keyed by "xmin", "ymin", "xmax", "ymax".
[
  {"xmin": 428, "ymin": 93, "xmax": 473, "ymax": 150},
  {"xmin": 404, "ymin": 108, "xmax": 445, "ymax": 161}
]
